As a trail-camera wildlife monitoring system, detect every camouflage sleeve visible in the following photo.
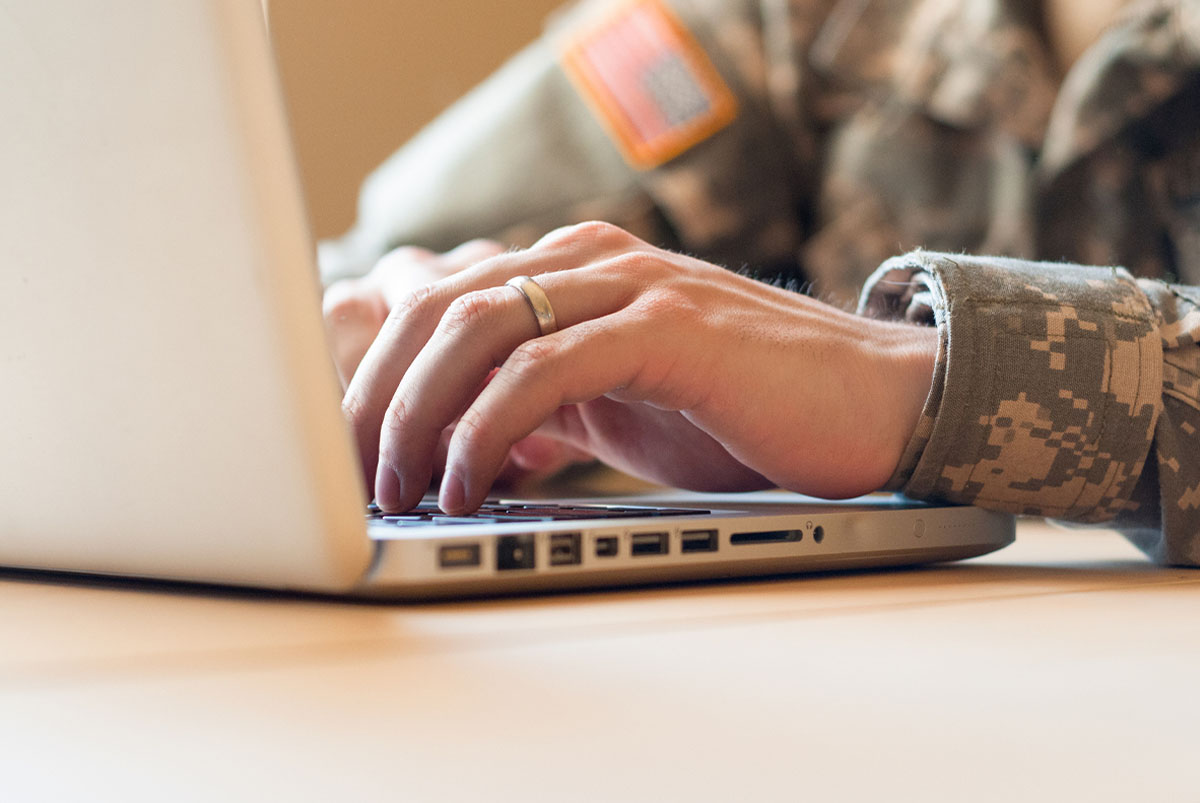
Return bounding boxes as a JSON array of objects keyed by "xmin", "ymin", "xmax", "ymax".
[
  {"xmin": 859, "ymin": 250, "xmax": 1200, "ymax": 565},
  {"xmin": 318, "ymin": 0, "xmax": 820, "ymax": 284}
]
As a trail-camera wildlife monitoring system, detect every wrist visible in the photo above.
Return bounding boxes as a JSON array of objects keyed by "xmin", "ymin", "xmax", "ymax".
[
  {"xmin": 858, "ymin": 250, "xmax": 1160, "ymax": 518},
  {"xmin": 864, "ymin": 319, "xmax": 939, "ymax": 488}
]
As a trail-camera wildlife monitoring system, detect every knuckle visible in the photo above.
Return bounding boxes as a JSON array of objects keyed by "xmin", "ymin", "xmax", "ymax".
[
  {"xmin": 573, "ymin": 220, "xmax": 623, "ymax": 242},
  {"xmin": 388, "ymin": 282, "xmax": 441, "ymax": 325},
  {"xmin": 452, "ymin": 408, "xmax": 489, "ymax": 452},
  {"xmin": 340, "ymin": 390, "xmax": 371, "ymax": 431},
  {"xmin": 322, "ymin": 288, "xmax": 378, "ymax": 327},
  {"xmin": 535, "ymin": 220, "xmax": 631, "ymax": 251},
  {"xmin": 633, "ymin": 284, "xmax": 694, "ymax": 321},
  {"xmin": 439, "ymin": 289, "xmax": 506, "ymax": 336},
  {"xmin": 381, "ymin": 394, "xmax": 414, "ymax": 439},
  {"xmin": 602, "ymin": 250, "xmax": 658, "ymax": 280},
  {"xmin": 506, "ymin": 337, "xmax": 559, "ymax": 379}
]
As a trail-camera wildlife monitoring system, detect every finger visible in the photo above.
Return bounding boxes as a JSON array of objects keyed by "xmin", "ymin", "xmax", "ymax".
[
  {"xmin": 368, "ymin": 241, "xmax": 507, "ymax": 308},
  {"xmin": 550, "ymin": 395, "xmax": 769, "ymax": 492},
  {"xmin": 438, "ymin": 313, "xmax": 653, "ymax": 514},
  {"xmin": 344, "ymin": 229, "xmax": 646, "ymax": 497},
  {"xmin": 490, "ymin": 434, "xmax": 591, "ymax": 490},
  {"xmin": 366, "ymin": 246, "xmax": 442, "ymax": 309},
  {"xmin": 342, "ymin": 278, "xmax": 461, "ymax": 496},
  {"xmin": 439, "ymin": 238, "xmax": 506, "ymax": 270},
  {"xmin": 342, "ymin": 242, "xmax": 496, "ymax": 430},
  {"xmin": 507, "ymin": 433, "xmax": 594, "ymax": 473},
  {"xmin": 322, "ymin": 279, "xmax": 387, "ymax": 389},
  {"xmin": 365, "ymin": 246, "xmax": 437, "ymax": 289},
  {"xmin": 443, "ymin": 221, "xmax": 651, "ymax": 296},
  {"xmin": 374, "ymin": 269, "xmax": 634, "ymax": 511}
]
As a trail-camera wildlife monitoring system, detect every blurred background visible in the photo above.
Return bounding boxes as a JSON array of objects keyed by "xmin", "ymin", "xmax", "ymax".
[{"xmin": 268, "ymin": 0, "xmax": 565, "ymax": 241}]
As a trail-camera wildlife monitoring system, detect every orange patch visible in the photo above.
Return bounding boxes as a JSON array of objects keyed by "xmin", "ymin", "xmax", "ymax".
[{"xmin": 561, "ymin": 0, "xmax": 738, "ymax": 170}]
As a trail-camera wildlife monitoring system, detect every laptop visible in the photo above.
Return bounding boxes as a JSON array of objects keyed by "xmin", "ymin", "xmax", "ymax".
[{"xmin": 0, "ymin": 0, "xmax": 1013, "ymax": 599}]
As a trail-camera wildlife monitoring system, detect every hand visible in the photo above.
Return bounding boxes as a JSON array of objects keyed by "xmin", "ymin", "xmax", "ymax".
[
  {"xmin": 323, "ymin": 240, "xmax": 593, "ymax": 484},
  {"xmin": 342, "ymin": 222, "xmax": 938, "ymax": 514}
]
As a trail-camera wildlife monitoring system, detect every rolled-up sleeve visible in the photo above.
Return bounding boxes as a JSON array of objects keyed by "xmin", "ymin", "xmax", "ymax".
[{"xmin": 859, "ymin": 250, "xmax": 1200, "ymax": 565}]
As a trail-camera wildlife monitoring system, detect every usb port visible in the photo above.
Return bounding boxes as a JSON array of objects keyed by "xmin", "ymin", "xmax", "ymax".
[
  {"xmin": 631, "ymin": 532, "xmax": 669, "ymax": 556},
  {"xmin": 595, "ymin": 536, "xmax": 619, "ymax": 558},
  {"xmin": 549, "ymin": 532, "xmax": 582, "ymax": 566},
  {"xmin": 438, "ymin": 543, "xmax": 481, "ymax": 569},
  {"xmin": 681, "ymin": 529, "xmax": 718, "ymax": 553}
]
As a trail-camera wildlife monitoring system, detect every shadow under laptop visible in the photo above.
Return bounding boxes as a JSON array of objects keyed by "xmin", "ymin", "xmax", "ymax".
[{"xmin": 0, "ymin": 552, "xmax": 1171, "ymax": 608}]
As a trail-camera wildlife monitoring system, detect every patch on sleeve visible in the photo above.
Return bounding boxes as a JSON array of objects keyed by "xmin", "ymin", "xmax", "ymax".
[{"xmin": 561, "ymin": 0, "xmax": 738, "ymax": 170}]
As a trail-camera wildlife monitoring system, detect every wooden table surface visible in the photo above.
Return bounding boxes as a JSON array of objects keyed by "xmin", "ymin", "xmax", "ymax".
[{"xmin": 1, "ymin": 520, "xmax": 1196, "ymax": 802}]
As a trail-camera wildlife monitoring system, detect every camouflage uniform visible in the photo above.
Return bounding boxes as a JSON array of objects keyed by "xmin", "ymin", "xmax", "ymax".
[{"xmin": 319, "ymin": 0, "xmax": 1200, "ymax": 564}]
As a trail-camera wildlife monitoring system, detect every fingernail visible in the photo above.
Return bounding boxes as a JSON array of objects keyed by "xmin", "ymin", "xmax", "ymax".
[
  {"xmin": 375, "ymin": 464, "xmax": 403, "ymax": 511},
  {"xmin": 440, "ymin": 470, "xmax": 465, "ymax": 515}
]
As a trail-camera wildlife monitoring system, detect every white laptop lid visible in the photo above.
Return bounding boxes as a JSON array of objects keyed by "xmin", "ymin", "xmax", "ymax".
[{"xmin": 0, "ymin": 0, "xmax": 372, "ymax": 589}]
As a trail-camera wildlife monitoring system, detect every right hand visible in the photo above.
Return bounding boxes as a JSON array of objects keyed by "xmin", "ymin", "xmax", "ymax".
[
  {"xmin": 338, "ymin": 222, "xmax": 937, "ymax": 514},
  {"xmin": 322, "ymin": 240, "xmax": 595, "ymax": 487}
]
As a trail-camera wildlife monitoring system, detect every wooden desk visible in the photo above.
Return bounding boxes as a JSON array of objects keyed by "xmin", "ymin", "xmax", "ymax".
[{"xmin": 1, "ymin": 521, "xmax": 1197, "ymax": 801}]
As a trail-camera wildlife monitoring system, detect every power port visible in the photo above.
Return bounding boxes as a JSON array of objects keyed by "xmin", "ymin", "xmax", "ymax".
[
  {"xmin": 549, "ymin": 533, "xmax": 582, "ymax": 566},
  {"xmin": 496, "ymin": 534, "xmax": 535, "ymax": 571}
]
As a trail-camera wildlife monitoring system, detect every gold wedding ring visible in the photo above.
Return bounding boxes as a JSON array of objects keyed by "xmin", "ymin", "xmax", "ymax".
[{"xmin": 505, "ymin": 275, "xmax": 559, "ymax": 337}]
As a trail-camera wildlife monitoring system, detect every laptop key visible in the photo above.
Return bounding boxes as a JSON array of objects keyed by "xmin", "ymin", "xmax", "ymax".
[
  {"xmin": 485, "ymin": 514, "xmax": 557, "ymax": 522},
  {"xmin": 429, "ymin": 516, "xmax": 501, "ymax": 525}
]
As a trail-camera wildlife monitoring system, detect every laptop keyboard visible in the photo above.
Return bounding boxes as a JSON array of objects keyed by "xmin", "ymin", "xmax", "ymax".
[{"xmin": 367, "ymin": 500, "xmax": 710, "ymax": 527}]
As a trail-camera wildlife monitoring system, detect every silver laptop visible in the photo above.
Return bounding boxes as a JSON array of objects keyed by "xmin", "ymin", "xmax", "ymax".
[{"xmin": 0, "ymin": 0, "xmax": 1013, "ymax": 599}]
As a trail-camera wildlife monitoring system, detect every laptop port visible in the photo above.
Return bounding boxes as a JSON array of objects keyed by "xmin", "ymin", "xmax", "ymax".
[
  {"xmin": 438, "ymin": 543, "xmax": 481, "ymax": 569},
  {"xmin": 730, "ymin": 529, "xmax": 802, "ymax": 545},
  {"xmin": 496, "ymin": 534, "xmax": 535, "ymax": 571},
  {"xmin": 631, "ymin": 532, "xmax": 668, "ymax": 556},
  {"xmin": 813, "ymin": 525, "xmax": 825, "ymax": 544},
  {"xmin": 595, "ymin": 536, "xmax": 619, "ymax": 558},
  {"xmin": 681, "ymin": 529, "xmax": 718, "ymax": 553},
  {"xmin": 549, "ymin": 533, "xmax": 582, "ymax": 566}
]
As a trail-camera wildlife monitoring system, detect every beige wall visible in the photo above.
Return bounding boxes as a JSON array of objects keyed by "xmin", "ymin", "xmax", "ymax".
[{"xmin": 269, "ymin": 0, "xmax": 565, "ymax": 240}]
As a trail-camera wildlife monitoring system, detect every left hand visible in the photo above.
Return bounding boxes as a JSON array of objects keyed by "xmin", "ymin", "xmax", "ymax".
[
  {"xmin": 342, "ymin": 222, "xmax": 938, "ymax": 514},
  {"xmin": 322, "ymin": 239, "xmax": 505, "ymax": 389}
]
